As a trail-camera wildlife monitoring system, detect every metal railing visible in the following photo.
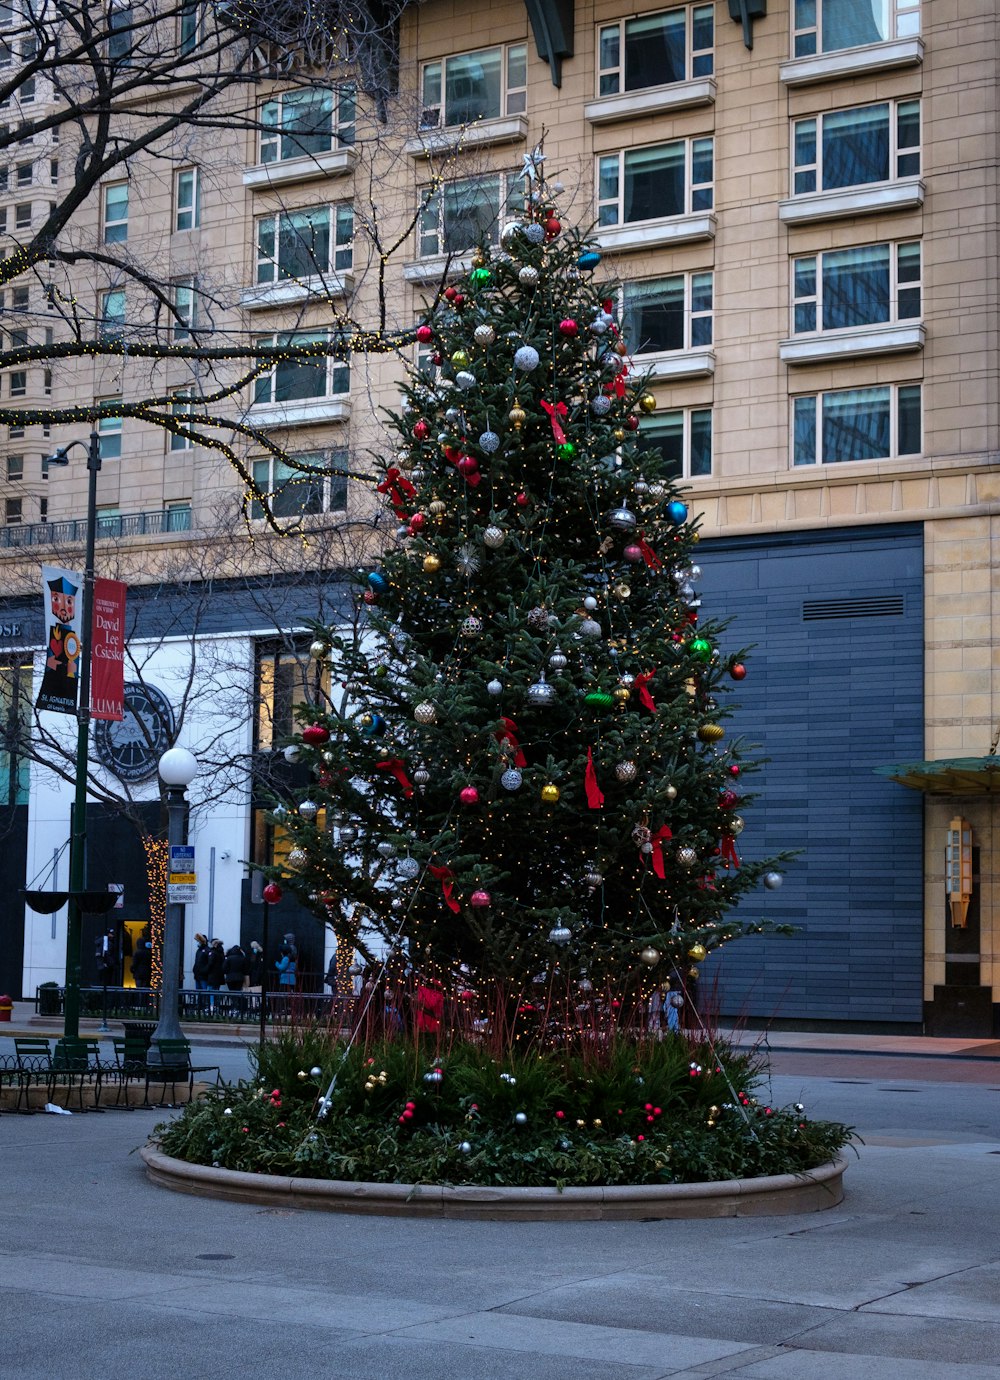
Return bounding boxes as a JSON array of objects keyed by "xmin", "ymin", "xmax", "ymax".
[
  {"xmin": 1, "ymin": 507, "xmax": 192, "ymax": 549},
  {"xmin": 34, "ymin": 981, "xmax": 334, "ymax": 1025}
]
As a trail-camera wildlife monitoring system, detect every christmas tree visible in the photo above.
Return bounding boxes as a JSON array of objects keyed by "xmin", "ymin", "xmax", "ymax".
[{"xmin": 269, "ymin": 154, "xmax": 789, "ymax": 1011}]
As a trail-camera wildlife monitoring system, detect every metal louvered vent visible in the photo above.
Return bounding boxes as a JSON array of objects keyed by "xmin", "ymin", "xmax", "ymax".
[{"xmin": 802, "ymin": 595, "xmax": 905, "ymax": 621}]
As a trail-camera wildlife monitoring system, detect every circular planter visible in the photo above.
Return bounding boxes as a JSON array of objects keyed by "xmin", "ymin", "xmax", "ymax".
[{"xmin": 140, "ymin": 1145, "xmax": 848, "ymax": 1220}]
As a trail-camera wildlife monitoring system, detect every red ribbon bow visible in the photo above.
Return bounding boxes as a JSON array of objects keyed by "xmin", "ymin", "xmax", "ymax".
[
  {"xmin": 649, "ymin": 825, "xmax": 673, "ymax": 879},
  {"xmin": 428, "ymin": 863, "xmax": 460, "ymax": 913},
  {"xmin": 719, "ymin": 834, "xmax": 740, "ymax": 869},
  {"xmin": 495, "ymin": 717, "xmax": 527, "ymax": 768},
  {"xmin": 376, "ymin": 467, "xmax": 416, "ymax": 519},
  {"xmin": 603, "ymin": 374, "xmax": 628, "ymax": 399},
  {"xmin": 443, "ymin": 445, "xmax": 481, "ymax": 488},
  {"xmin": 636, "ymin": 531, "xmax": 662, "ymax": 571},
  {"xmin": 375, "ymin": 759, "xmax": 414, "ymax": 798},
  {"xmin": 585, "ymin": 746, "xmax": 604, "ymax": 809},
  {"xmin": 634, "ymin": 669, "xmax": 657, "ymax": 713},
  {"xmin": 540, "ymin": 399, "xmax": 568, "ymax": 445}
]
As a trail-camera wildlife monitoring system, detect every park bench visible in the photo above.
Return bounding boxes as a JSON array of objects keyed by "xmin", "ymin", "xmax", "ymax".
[{"xmin": 143, "ymin": 1038, "xmax": 222, "ymax": 1106}]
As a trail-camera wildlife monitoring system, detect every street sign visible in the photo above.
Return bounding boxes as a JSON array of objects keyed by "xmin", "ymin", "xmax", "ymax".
[
  {"xmin": 167, "ymin": 882, "xmax": 198, "ymax": 904},
  {"xmin": 168, "ymin": 844, "xmax": 197, "ymax": 903}
]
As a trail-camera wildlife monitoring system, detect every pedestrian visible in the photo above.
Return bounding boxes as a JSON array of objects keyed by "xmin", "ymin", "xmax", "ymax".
[
  {"xmin": 276, "ymin": 934, "xmax": 297, "ymax": 990},
  {"xmin": 247, "ymin": 941, "xmax": 264, "ymax": 993},
  {"xmin": 224, "ymin": 944, "xmax": 249, "ymax": 992},
  {"xmin": 205, "ymin": 938, "xmax": 225, "ymax": 990},
  {"xmin": 131, "ymin": 937, "xmax": 152, "ymax": 989},
  {"xmin": 192, "ymin": 934, "xmax": 210, "ymax": 990}
]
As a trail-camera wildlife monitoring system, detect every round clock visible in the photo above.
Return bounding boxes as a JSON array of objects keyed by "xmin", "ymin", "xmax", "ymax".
[{"xmin": 94, "ymin": 682, "xmax": 175, "ymax": 782}]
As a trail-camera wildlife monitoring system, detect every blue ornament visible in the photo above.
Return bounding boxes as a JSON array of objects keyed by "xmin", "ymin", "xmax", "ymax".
[
  {"xmin": 666, "ymin": 500, "xmax": 688, "ymax": 526},
  {"xmin": 368, "ymin": 571, "xmax": 389, "ymax": 593},
  {"xmin": 361, "ymin": 713, "xmax": 385, "ymax": 737},
  {"xmin": 577, "ymin": 250, "xmax": 602, "ymax": 270}
]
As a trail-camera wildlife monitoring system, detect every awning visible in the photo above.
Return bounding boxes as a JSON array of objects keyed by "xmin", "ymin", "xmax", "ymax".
[{"xmin": 874, "ymin": 757, "xmax": 1000, "ymax": 795}]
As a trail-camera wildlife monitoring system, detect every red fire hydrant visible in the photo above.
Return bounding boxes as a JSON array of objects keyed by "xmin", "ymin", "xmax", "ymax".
[{"xmin": 0, "ymin": 995, "xmax": 12, "ymax": 1022}]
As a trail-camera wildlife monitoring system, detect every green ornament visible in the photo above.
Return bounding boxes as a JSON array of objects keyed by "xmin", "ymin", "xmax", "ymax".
[
  {"xmin": 584, "ymin": 691, "xmax": 615, "ymax": 709},
  {"xmin": 557, "ymin": 441, "xmax": 576, "ymax": 457},
  {"xmin": 689, "ymin": 637, "xmax": 713, "ymax": 663},
  {"xmin": 469, "ymin": 266, "xmax": 491, "ymax": 283},
  {"xmin": 451, "ymin": 349, "xmax": 470, "ymax": 368}
]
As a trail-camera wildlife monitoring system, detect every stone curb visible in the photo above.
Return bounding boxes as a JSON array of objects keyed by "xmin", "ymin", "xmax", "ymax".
[{"xmin": 140, "ymin": 1145, "xmax": 848, "ymax": 1220}]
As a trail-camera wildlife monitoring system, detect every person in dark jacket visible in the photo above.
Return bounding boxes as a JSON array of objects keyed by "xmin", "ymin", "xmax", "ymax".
[
  {"xmin": 224, "ymin": 944, "xmax": 249, "ymax": 991},
  {"xmin": 247, "ymin": 941, "xmax": 264, "ymax": 992},
  {"xmin": 192, "ymin": 934, "xmax": 210, "ymax": 990},
  {"xmin": 204, "ymin": 938, "xmax": 225, "ymax": 990},
  {"xmin": 131, "ymin": 937, "xmax": 152, "ymax": 989}
]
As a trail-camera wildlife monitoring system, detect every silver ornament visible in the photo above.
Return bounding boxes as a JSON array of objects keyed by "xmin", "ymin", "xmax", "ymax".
[
  {"xmin": 523, "ymin": 223, "xmax": 545, "ymax": 244},
  {"xmin": 608, "ymin": 506, "xmax": 637, "ymax": 532},
  {"xmin": 445, "ymin": 407, "xmax": 463, "ymax": 424},
  {"xmin": 514, "ymin": 345, "xmax": 540, "ymax": 372},
  {"xmin": 283, "ymin": 744, "xmax": 302, "ymax": 764},
  {"xmin": 514, "ymin": 1111, "xmax": 529, "ymax": 1124},
  {"xmin": 413, "ymin": 768, "xmax": 430, "ymax": 786},
  {"xmin": 424, "ymin": 1069, "xmax": 443, "ymax": 1084},
  {"xmin": 664, "ymin": 783, "xmax": 678, "ymax": 801},
  {"xmin": 397, "ymin": 856, "xmax": 420, "ymax": 880},
  {"xmin": 479, "ymin": 430, "xmax": 500, "ymax": 454},
  {"xmin": 634, "ymin": 479, "xmax": 649, "ymax": 495},
  {"xmin": 527, "ymin": 675, "xmax": 557, "ymax": 707},
  {"xmin": 729, "ymin": 814, "xmax": 745, "ymax": 836},
  {"xmin": 338, "ymin": 825, "xmax": 357, "ymax": 844},
  {"xmin": 640, "ymin": 946, "xmax": 661, "ymax": 966},
  {"xmin": 677, "ymin": 846, "xmax": 699, "ymax": 869},
  {"xmin": 473, "ymin": 324, "xmax": 495, "ymax": 347},
  {"xmin": 583, "ymin": 595, "xmax": 598, "ymax": 611},
  {"xmin": 583, "ymin": 869, "xmax": 603, "ymax": 889},
  {"xmin": 461, "ymin": 615, "xmax": 483, "ymax": 638},
  {"xmin": 309, "ymin": 639, "xmax": 328, "ymax": 660},
  {"xmin": 518, "ymin": 266, "xmax": 539, "ymax": 288},
  {"xmin": 459, "ymin": 1140, "xmax": 472, "ymax": 1153},
  {"xmin": 578, "ymin": 618, "xmax": 602, "ymax": 639},
  {"xmin": 455, "ymin": 370, "xmax": 476, "ymax": 391},
  {"xmin": 615, "ymin": 761, "xmax": 637, "ymax": 783},
  {"xmin": 589, "ymin": 317, "xmax": 609, "ymax": 336},
  {"xmin": 548, "ymin": 924, "xmax": 572, "ymax": 945},
  {"xmin": 601, "ymin": 352, "xmax": 625, "ymax": 377},
  {"xmin": 483, "ymin": 524, "xmax": 506, "ymax": 549},
  {"xmin": 548, "ymin": 647, "xmax": 568, "ymax": 673},
  {"xmin": 377, "ymin": 841, "xmax": 395, "ymax": 857},
  {"xmin": 414, "ymin": 702, "xmax": 437, "ymax": 724},
  {"xmin": 526, "ymin": 605, "xmax": 549, "ymax": 631},
  {"xmin": 487, "ymin": 678, "xmax": 503, "ymax": 696},
  {"xmin": 272, "ymin": 805, "xmax": 288, "ymax": 821},
  {"xmin": 298, "ymin": 799, "xmax": 319, "ymax": 821},
  {"xmin": 287, "ymin": 847, "xmax": 308, "ymax": 871},
  {"xmin": 763, "ymin": 871, "xmax": 783, "ymax": 890},
  {"xmin": 591, "ymin": 395, "xmax": 612, "ymax": 416},
  {"xmin": 500, "ymin": 221, "xmax": 522, "ymax": 248}
]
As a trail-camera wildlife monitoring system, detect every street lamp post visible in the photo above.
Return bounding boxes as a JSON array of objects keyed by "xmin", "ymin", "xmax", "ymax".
[
  {"xmin": 43, "ymin": 431, "xmax": 102, "ymax": 1048},
  {"xmin": 148, "ymin": 747, "xmax": 199, "ymax": 1060}
]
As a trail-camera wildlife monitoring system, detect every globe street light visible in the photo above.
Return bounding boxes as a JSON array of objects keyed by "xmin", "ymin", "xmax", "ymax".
[{"xmin": 148, "ymin": 746, "xmax": 198, "ymax": 1059}]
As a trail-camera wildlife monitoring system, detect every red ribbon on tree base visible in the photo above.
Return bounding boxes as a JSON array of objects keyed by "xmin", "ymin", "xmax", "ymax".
[
  {"xmin": 375, "ymin": 758, "xmax": 414, "ymax": 798},
  {"xmin": 649, "ymin": 825, "xmax": 673, "ymax": 879},
  {"xmin": 634, "ymin": 669, "xmax": 657, "ymax": 712},
  {"xmin": 636, "ymin": 531, "xmax": 662, "ymax": 570},
  {"xmin": 495, "ymin": 716, "xmax": 527, "ymax": 767},
  {"xmin": 428, "ymin": 864, "xmax": 460, "ymax": 913},
  {"xmin": 585, "ymin": 746, "xmax": 604, "ymax": 809},
  {"xmin": 540, "ymin": 398, "xmax": 568, "ymax": 445},
  {"xmin": 376, "ymin": 467, "xmax": 416, "ymax": 519}
]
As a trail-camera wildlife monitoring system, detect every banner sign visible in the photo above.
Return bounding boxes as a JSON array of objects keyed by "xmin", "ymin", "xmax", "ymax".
[
  {"xmin": 90, "ymin": 578, "xmax": 127, "ymax": 721},
  {"xmin": 36, "ymin": 565, "xmax": 84, "ymax": 715}
]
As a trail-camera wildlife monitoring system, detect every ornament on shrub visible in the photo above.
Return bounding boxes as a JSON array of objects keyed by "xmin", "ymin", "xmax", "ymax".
[
  {"xmin": 461, "ymin": 616, "xmax": 483, "ymax": 638},
  {"xmin": 607, "ymin": 506, "xmax": 637, "ymax": 532},
  {"xmin": 677, "ymin": 846, "xmax": 699, "ymax": 869},
  {"xmin": 763, "ymin": 871, "xmax": 783, "ymax": 889},
  {"xmin": 615, "ymin": 760, "xmax": 637, "ymax": 783},
  {"xmin": 455, "ymin": 370, "xmax": 476, "ymax": 391},
  {"xmin": 640, "ymin": 946, "xmax": 661, "ymax": 966},
  {"xmin": 487, "ymin": 678, "xmax": 503, "ymax": 696},
  {"xmin": 470, "ymin": 889, "xmax": 491, "ymax": 908},
  {"xmin": 423, "ymin": 555, "xmax": 441, "ymax": 574},
  {"xmin": 591, "ymin": 395, "xmax": 612, "ymax": 417},
  {"xmin": 730, "ymin": 662, "xmax": 747, "ymax": 680},
  {"xmin": 283, "ymin": 744, "xmax": 301, "ymax": 764},
  {"xmin": 397, "ymin": 856, "xmax": 420, "ymax": 880},
  {"xmin": 548, "ymin": 924, "xmax": 572, "ymax": 945},
  {"xmin": 459, "ymin": 785, "xmax": 480, "ymax": 806},
  {"xmin": 518, "ymin": 266, "xmax": 539, "ymax": 288},
  {"xmin": 473, "ymin": 324, "xmax": 496, "ymax": 347},
  {"xmin": 483, "ymin": 524, "xmax": 505, "ymax": 549},
  {"xmin": 577, "ymin": 250, "xmax": 602, "ymax": 270},
  {"xmin": 500, "ymin": 767, "xmax": 522, "ymax": 791},
  {"xmin": 527, "ymin": 675, "xmax": 557, "ymax": 707},
  {"xmin": 286, "ymin": 848, "xmax": 308, "ymax": 871},
  {"xmin": 309, "ymin": 639, "xmax": 328, "ymax": 660},
  {"xmin": 541, "ymin": 782, "xmax": 560, "ymax": 804},
  {"xmin": 698, "ymin": 723, "xmax": 725, "ymax": 743}
]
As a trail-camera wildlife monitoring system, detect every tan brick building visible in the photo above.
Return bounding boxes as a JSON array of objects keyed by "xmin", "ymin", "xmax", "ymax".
[{"xmin": 0, "ymin": 0, "xmax": 997, "ymax": 1030}]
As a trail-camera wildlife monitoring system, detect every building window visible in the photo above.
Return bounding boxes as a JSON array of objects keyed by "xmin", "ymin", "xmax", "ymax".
[
  {"xmin": 642, "ymin": 408, "xmax": 712, "ymax": 478},
  {"xmin": 179, "ymin": 0, "xmax": 200, "ymax": 53},
  {"xmin": 792, "ymin": 0, "xmax": 919, "ymax": 57},
  {"xmin": 102, "ymin": 181, "xmax": 128, "ymax": 243},
  {"xmin": 43, "ymin": 367, "xmax": 51, "ymax": 394},
  {"xmin": 5, "ymin": 452, "xmax": 22, "ymax": 480},
  {"xmin": 174, "ymin": 166, "xmax": 200, "ymax": 231},
  {"xmin": 598, "ymin": 138, "xmax": 713, "ymax": 226},
  {"xmin": 19, "ymin": 75, "xmax": 34, "ymax": 101},
  {"xmin": 38, "ymin": 495, "xmax": 46, "ymax": 521},
  {"xmin": 170, "ymin": 277, "xmax": 196, "ymax": 340},
  {"xmin": 97, "ymin": 402, "xmax": 122, "ymax": 459},
  {"xmin": 9, "ymin": 369, "xmax": 25, "ymax": 395},
  {"xmin": 255, "ymin": 643, "xmax": 328, "ymax": 750},
  {"xmin": 11, "ymin": 284, "xmax": 27, "ymax": 312},
  {"xmin": 15, "ymin": 160, "xmax": 31, "ymax": 186},
  {"xmin": 99, "ymin": 287, "xmax": 126, "ymax": 339},
  {"xmin": 254, "ymin": 333, "xmax": 350, "ymax": 404},
  {"xmin": 4, "ymin": 496, "xmax": 21, "ymax": 523},
  {"xmin": 164, "ymin": 501, "xmax": 192, "ymax": 531},
  {"xmin": 169, "ymin": 392, "xmax": 194, "ymax": 450},
  {"xmin": 419, "ymin": 43, "xmax": 527, "ymax": 129},
  {"xmin": 255, "ymin": 204, "xmax": 353, "ymax": 284},
  {"xmin": 251, "ymin": 449, "xmax": 349, "ymax": 521},
  {"xmin": 621, "ymin": 272, "xmax": 712, "ymax": 353},
  {"xmin": 259, "ymin": 86, "xmax": 355, "ymax": 163},
  {"xmin": 49, "ymin": 158, "xmax": 58, "ymax": 185},
  {"xmin": 793, "ymin": 100, "xmax": 919, "ymax": 195},
  {"xmin": 96, "ymin": 505, "xmax": 122, "ymax": 537},
  {"xmin": 108, "ymin": 2, "xmax": 132, "ymax": 61},
  {"xmin": 793, "ymin": 383, "xmax": 921, "ymax": 464},
  {"xmin": 0, "ymin": 659, "xmax": 33, "ymax": 807},
  {"xmin": 419, "ymin": 173, "xmax": 517, "ymax": 257},
  {"xmin": 792, "ymin": 241, "xmax": 920, "ymax": 333},
  {"xmin": 14, "ymin": 201, "xmax": 30, "ymax": 228},
  {"xmin": 598, "ymin": 5, "xmax": 714, "ymax": 95}
]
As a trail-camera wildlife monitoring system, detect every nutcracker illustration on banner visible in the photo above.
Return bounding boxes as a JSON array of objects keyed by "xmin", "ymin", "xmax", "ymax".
[{"xmin": 36, "ymin": 564, "xmax": 83, "ymax": 715}]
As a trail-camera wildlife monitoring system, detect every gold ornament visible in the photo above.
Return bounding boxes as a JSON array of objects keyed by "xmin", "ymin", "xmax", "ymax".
[
  {"xmin": 613, "ymin": 428, "xmax": 625, "ymax": 442},
  {"xmin": 638, "ymin": 392, "xmax": 657, "ymax": 414},
  {"xmin": 613, "ymin": 686, "xmax": 630, "ymax": 703},
  {"xmin": 541, "ymin": 782, "xmax": 561, "ymax": 804},
  {"xmin": 451, "ymin": 349, "xmax": 469, "ymax": 368},
  {"xmin": 612, "ymin": 582, "xmax": 631, "ymax": 599},
  {"xmin": 423, "ymin": 554, "xmax": 442, "ymax": 573},
  {"xmin": 664, "ymin": 783, "xmax": 678, "ymax": 801},
  {"xmin": 687, "ymin": 964, "xmax": 701, "ymax": 980},
  {"xmin": 688, "ymin": 943, "xmax": 707, "ymax": 962},
  {"xmin": 287, "ymin": 847, "xmax": 308, "ymax": 871},
  {"xmin": 509, "ymin": 405, "xmax": 527, "ymax": 429},
  {"xmin": 698, "ymin": 723, "xmax": 725, "ymax": 743},
  {"xmin": 429, "ymin": 498, "xmax": 447, "ymax": 517}
]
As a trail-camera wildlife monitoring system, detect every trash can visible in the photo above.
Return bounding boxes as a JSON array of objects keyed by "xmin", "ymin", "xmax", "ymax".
[
  {"xmin": 38, "ymin": 983, "xmax": 61, "ymax": 1017},
  {"xmin": 0, "ymin": 994, "xmax": 12, "ymax": 1022}
]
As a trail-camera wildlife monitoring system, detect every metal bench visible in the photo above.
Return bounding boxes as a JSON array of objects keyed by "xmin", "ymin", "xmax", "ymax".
[{"xmin": 144, "ymin": 1038, "xmax": 222, "ymax": 1106}]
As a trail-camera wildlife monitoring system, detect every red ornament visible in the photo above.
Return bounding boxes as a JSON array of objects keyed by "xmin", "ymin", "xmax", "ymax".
[
  {"xmin": 729, "ymin": 764, "xmax": 741, "ymax": 777},
  {"xmin": 456, "ymin": 455, "xmax": 479, "ymax": 476},
  {"xmin": 432, "ymin": 353, "xmax": 443, "ymax": 365},
  {"xmin": 558, "ymin": 318, "xmax": 578, "ymax": 337},
  {"xmin": 470, "ymin": 889, "xmax": 491, "ymax": 908},
  {"xmin": 452, "ymin": 293, "xmax": 465, "ymax": 307},
  {"xmin": 623, "ymin": 544, "xmax": 644, "ymax": 563},
  {"xmin": 544, "ymin": 216, "xmax": 561, "ymax": 239},
  {"xmin": 602, "ymin": 298, "xmax": 614, "ymax": 314},
  {"xmin": 515, "ymin": 492, "xmax": 529, "ymax": 507},
  {"xmin": 413, "ymin": 419, "xmax": 430, "ymax": 440},
  {"xmin": 415, "ymin": 324, "xmax": 434, "ymax": 343},
  {"xmin": 301, "ymin": 724, "xmax": 329, "ymax": 746},
  {"xmin": 730, "ymin": 662, "xmax": 747, "ymax": 681},
  {"xmin": 363, "ymin": 590, "xmax": 379, "ymax": 605},
  {"xmin": 444, "ymin": 287, "xmax": 457, "ymax": 301},
  {"xmin": 409, "ymin": 512, "xmax": 426, "ymax": 532},
  {"xmin": 625, "ymin": 414, "xmax": 640, "ymax": 431},
  {"xmin": 719, "ymin": 790, "xmax": 740, "ymax": 810},
  {"xmin": 262, "ymin": 882, "xmax": 282, "ymax": 904},
  {"xmin": 459, "ymin": 786, "xmax": 480, "ymax": 806},
  {"xmin": 555, "ymin": 1110, "xmax": 565, "ymax": 1120}
]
